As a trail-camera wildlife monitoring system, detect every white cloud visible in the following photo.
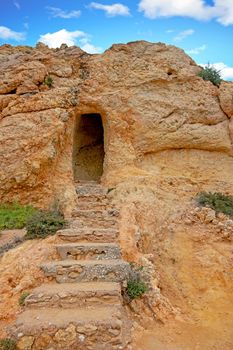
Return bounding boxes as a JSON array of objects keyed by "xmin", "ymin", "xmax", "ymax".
[
  {"xmin": 214, "ymin": 0, "xmax": 233, "ymax": 25},
  {"xmin": 79, "ymin": 37, "xmax": 102, "ymax": 53},
  {"xmin": 38, "ymin": 29, "xmax": 102, "ymax": 54},
  {"xmin": 187, "ymin": 44, "xmax": 207, "ymax": 54},
  {"xmin": 80, "ymin": 42, "xmax": 102, "ymax": 54},
  {"xmin": 138, "ymin": 0, "xmax": 233, "ymax": 25},
  {"xmin": 47, "ymin": 7, "xmax": 81, "ymax": 19},
  {"xmin": 173, "ymin": 29, "xmax": 194, "ymax": 41},
  {"xmin": 138, "ymin": 0, "xmax": 214, "ymax": 20},
  {"xmin": 14, "ymin": 1, "xmax": 20, "ymax": 10},
  {"xmin": 201, "ymin": 62, "xmax": 233, "ymax": 80},
  {"xmin": 39, "ymin": 29, "xmax": 86, "ymax": 48},
  {"xmin": 0, "ymin": 26, "xmax": 25, "ymax": 41},
  {"xmin": 89, "ymin": 2, "xmax": 130, "ymax": 17}
]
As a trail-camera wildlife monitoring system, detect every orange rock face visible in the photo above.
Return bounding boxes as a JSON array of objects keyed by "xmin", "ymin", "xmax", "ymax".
[
  {"xmin": 1, "ymin": 41, "xmax": 233, "ymax": 214},
  {"xmin": 1, "ymin": 41, "xmax": 233, "ymax": 349}
]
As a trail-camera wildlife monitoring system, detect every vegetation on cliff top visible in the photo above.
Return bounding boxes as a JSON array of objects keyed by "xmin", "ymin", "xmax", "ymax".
[
  {"xmin": 197, "ymin": 192, "xmax": 233, "ymax": 217},
  {"xmin": 198, "ymin": 64, "xmax": 222, "ymax": 86}
]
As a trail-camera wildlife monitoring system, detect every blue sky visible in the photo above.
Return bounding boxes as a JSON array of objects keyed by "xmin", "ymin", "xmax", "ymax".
[{"xmin": 0, "ymin": 0, "xmax": 233, "ymax": 80}]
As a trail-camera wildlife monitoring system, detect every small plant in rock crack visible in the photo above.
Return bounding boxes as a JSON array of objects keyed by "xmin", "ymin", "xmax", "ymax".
[
  {"xmin": 123, "ymin": 263, "xmax": 148, "ymax": 302},
  {"xmin": 19, "ymin": 291, "xmax": 30, "ymax": 306},
  {"xmin": 0, "ymin": 338, "xmax": 17, "ymax": 350},
  {"xmin": 43, "ymin": 75, "xmax": 53, "ymax": 88},
  {"xmin": 127, "ymin": 278, "xmax": 148, "ymax": 300}
]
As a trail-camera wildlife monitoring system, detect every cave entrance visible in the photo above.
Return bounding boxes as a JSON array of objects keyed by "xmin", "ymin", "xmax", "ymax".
[{"xmin": 73, "ymin": 113, "xmax": 105, "ymax": 182}]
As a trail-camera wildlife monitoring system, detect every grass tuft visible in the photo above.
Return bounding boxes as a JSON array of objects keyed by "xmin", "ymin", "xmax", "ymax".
[
  {"xmin": 0, "ymin": 203, "xmax": 36, "ymax": 230},
  {"xmin": 43, "ymin": 75, "xmax": 53, "ymax": 88},
  {"xmin": 0, "ymin": 339, "xmax": 17, "ymax": 350},
  {"xmin": 19, "ymin": 291, "xmax": 30, "ymax": 306}
]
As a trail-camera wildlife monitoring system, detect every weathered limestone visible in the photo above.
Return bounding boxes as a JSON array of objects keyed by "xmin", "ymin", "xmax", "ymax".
[
  {"xmin": 76, "ymin": 184, "xmax": 108, "ymax": 197},
  {"xmin": 41, "ymin": 259, "xmax": 130, "ymax": 283},
  {"xmin": 57, "ymin": 227, "xmax": 119, "ymax": 243},
  {"xmin": 1, "ymin": 41, "xmax": 233, "ymax": 212},
  {"xmin": 25, "ymin": 282, "xmax": 122, "ymax": 308},
  {"xmin": 56, "ymin": 242, "xmax": 121, "ymax": 260},
  {"xmin": 71, "ymin": 209, "xmax": 119, "ymax": 228},
  {"xmin": 70, "ymin": 217, "xmax": 117, "ymax": 229},
  {"xmin": 76, "ymin": 198, "xmax": 109, "ymax": 210},
  {"xmin": 10, "ymin": 307, "xmax": 128, "ymax": 350}
]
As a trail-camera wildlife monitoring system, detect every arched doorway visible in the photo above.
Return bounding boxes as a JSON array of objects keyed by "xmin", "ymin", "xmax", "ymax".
[{"xmin": 73, "ymin": 113, "xmax": 105, "ymax": 182}]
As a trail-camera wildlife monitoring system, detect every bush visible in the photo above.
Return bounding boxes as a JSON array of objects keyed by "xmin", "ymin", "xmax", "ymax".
[
  {"xmin": 198, "ymin": 64, "xmax": 222, "ymax": 86},
  {"xmin": 124, "ymin": 263, "xmax": 148, "ymax": 301},
  {"xmin": 0, "ymin": 339, "xmax": 16, "ymax": 350},
  {"xmin": 127, "ymin": 279, "xmax": 148, "ymax": 300},
  {"xmin": 0, "ymin": 203, "xmax": 36, "ymax": 230},
  {"xmin": 196, "ymin": 192, "xmax": 233, "ymax": 217},
  {"xmin": 44, "ymin": 75, "xmax": 53, "ymax": 87},
  {"xmin": 19, "ymin": 291, "xmax": 30, "ymax": 306},
  {"xmin": 25, "ymin": 210, "xmax": 65, "ymax": 239}
]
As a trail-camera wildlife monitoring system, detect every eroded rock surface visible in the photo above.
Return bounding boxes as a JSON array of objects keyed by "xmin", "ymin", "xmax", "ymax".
[
  {"xmin": 1, "ymin": 40, "xmax": 233, "ymax": 349},
  {"xmin": 1, "ymin": 41, "xmax": 233, "ymax": 214}
]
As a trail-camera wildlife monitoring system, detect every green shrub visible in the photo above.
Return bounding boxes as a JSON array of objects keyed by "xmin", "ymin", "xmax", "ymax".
[
  {"xmin": 44, "ymin": 75, "xmax": 53, "ymax": 87},
  {"xmin": 0, "ymin": 339, "xmax": 16, "ymax": 350},
  {"xmin": 125, "ymin": 263, "xmax": 148, "ymax": 300},
  {"xmin": 197, "ymin": 192, "xmax": 233, "ymax": 217},
  {"xmin": 25, "ymin": 210, "xmax": 65, "ymax": 239},
  {"xmin": 0, "ymin": 203, "xmax": 36, "ymax": 230},
  {"xmin": 127, "ymin": 279, "xmax": 148, "ymax": 300},
  {"xmin": 19, "ymin": 291, "xmax": 30, "ymax": 306},
  {"xmin": 198, "ymin": 64, "xmax": 222, "ymax": 86}
]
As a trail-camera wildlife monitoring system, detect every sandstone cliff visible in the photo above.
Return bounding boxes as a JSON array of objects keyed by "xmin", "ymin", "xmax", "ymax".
[
  {"xmin": 1, "ymin": 41, "xmax": 233, "ymax": 213},
  {"xmin": 1, "ymin": 41, "xmax": 233, "ymax": 349}
]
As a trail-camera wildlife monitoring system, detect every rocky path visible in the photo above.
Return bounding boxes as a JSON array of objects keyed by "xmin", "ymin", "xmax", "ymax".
[{"xmin": 9, "ymin": 182, "xmax": 131, "ymax": 350}]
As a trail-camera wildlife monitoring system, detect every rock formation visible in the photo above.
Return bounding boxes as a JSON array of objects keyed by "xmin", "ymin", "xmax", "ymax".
[
  {"xmin": 1, "ymin": 40, "xmax": 233, "ymax": 349},
  {"xmin": 1, "ymin": 40, "xmax": 233, "ymax": 214}
]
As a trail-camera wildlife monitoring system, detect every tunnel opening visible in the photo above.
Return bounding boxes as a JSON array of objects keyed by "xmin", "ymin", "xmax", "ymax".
[{"xmin": 73, "ymin": 113, "xmax": 105, "ymax": 182}]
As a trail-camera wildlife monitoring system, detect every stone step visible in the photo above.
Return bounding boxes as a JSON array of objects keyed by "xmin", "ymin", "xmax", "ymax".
[
  {"xmin": 72, "ymin": 209, "xmax": 119, "ymax": 219},
  {"xmin": 76, "ymin": 185, "xmax": 108, "ymax": 198},
  {"xmin": 76, "ymin": 181, "xmax": 100, "ymax": 186},
  {"xmin": 77, "ymin": 201, "xmax": 108, "ymax": 210},
  {"xmin": 25, "ymin": 282, "xmax": 122, "ymax": 309},
  {"xmin": 70, "ymin": 218, "xmax": 117, "ymax": 229},
  {"xmin": 57, "ymin": 228, "xmax": 119, "ymax": 243},
  {"xmin": 9, "ymin": 306, "xmax": 130, "ymax": 350},
  {"xmin": 56, "ymin": 243, "xmax": 121, "ymax": 261},
  {"xmin": 76, "ymin": 199, "xmax": 109, "ymax": 211},
  {"xmin": 41, "ymin": 259, "xmax": 130, "ymax": 283}
]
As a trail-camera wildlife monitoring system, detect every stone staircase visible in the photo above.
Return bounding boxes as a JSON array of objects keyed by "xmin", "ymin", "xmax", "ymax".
[{"xmin": 9, "ymin": 182, "xmax": 131, "ymax": 350}]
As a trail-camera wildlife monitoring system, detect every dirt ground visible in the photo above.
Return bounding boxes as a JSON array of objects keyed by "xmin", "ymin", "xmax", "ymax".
[{"xmin": 0, "ymin": 229, "xmax": 25, "ymax": 247}]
